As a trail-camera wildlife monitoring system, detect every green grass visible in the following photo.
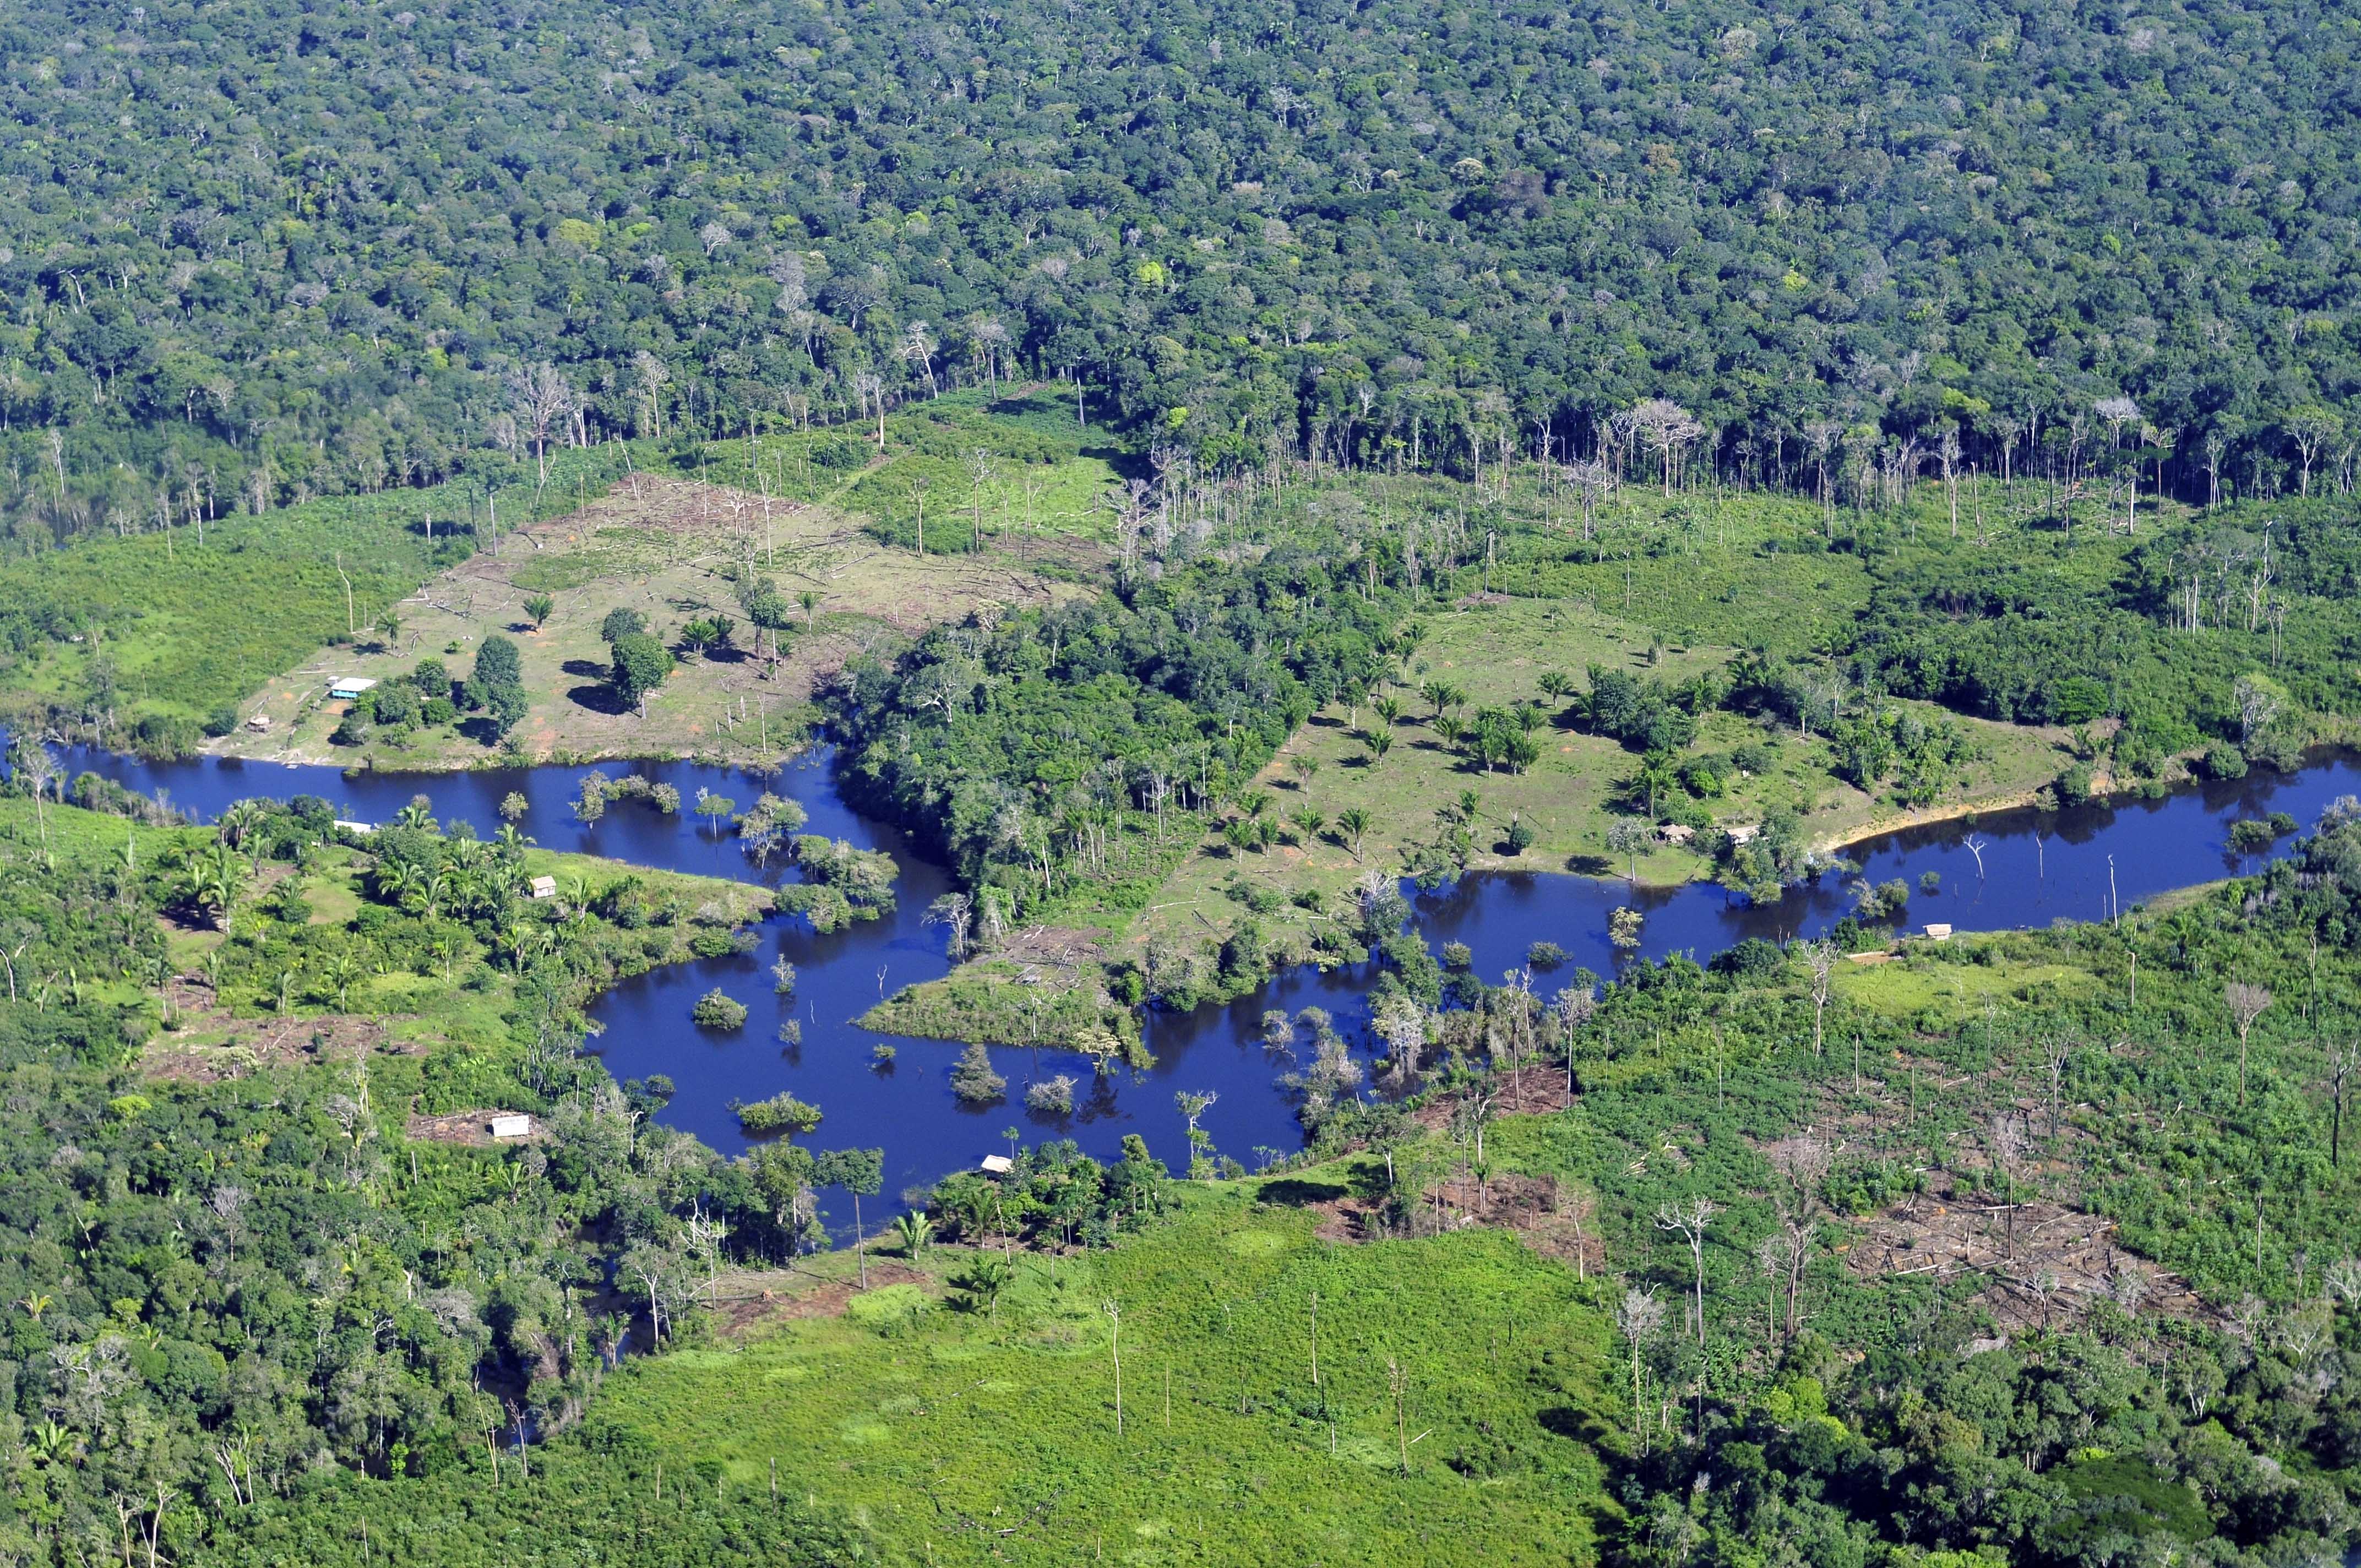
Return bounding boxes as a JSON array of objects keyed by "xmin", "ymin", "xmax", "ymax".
[
  {"xmin": 0, "ymin": 445, "xmax": 627, "ymax": 724},
  {"xmin": 859, "ymin": 958, "xmax": 1126, "ymax": 1050},
  {"xmin": 587, "ymin": 1195, "xmax": 1617, "ymax": 1565}
]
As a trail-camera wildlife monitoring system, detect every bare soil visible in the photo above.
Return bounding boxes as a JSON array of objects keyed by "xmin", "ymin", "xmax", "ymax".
[
  {"xmin": 404, "ymin": 1108, "xmax": 545, "ymax": 1147},
  {"xmin": 708, "ymin": 1260, "xmax": 934, "ymax": 1338},
  {"xmin": 143, "ymin": 978, "xmax": 404, "ymax": 1083}
]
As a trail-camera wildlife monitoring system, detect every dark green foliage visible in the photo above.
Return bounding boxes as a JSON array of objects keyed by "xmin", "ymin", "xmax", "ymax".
[
  {"xmin": 461, "ymin": 635, "xmax": 529, "ymax": 739},
  {"xmin": 0, "ymin": 797, "xmax": 863, "ymax": 1565},
  {"xmin": 7, "ymin": 0, "xmax": 2361, "ymax": 551},
  {"xmin": 1581, "ymin": 667, "xmax": 1698, "ymax": 753},
  {"xmin": 834, "ymin": 546, "xmax": 1403, "ymax": 917},
  {"xmin": 924, "ymin": 1135, "xmax": 1170, "ymax": 1246},
  {"xmin": 690, "ymin": 989, "xmax": 748, "ymax": 1030},
  {"xmin": 607, "ymin": 632, "xmax": 673, "ymax": 716},
  {"xmin": 185, "ymin": 1452, "xmax": 865, "ymax": 1566}
]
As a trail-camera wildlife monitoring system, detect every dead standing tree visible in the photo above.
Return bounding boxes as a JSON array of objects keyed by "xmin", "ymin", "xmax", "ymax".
[
  {"xmin": 1763, "ymin": 1135, "xmax": 1830, "ymax": 1343},
  {"xmin": 1655, "ymin": 1197, "xmax": 1720, "ymax": 1347},
  {"xmin": 2226, "ymin": 982, "xmax": 2272, "ymax": 1107}
]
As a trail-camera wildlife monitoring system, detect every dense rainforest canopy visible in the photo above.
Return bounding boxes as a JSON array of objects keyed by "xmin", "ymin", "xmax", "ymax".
[{"xmin": 3, "ymin": 0, "xmax": 2361, "ymax": 545}]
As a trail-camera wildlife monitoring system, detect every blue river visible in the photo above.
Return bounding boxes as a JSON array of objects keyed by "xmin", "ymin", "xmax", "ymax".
[{"xmin": 22, "ymin": 739, "xmax": 2360, "ymax": 1211}]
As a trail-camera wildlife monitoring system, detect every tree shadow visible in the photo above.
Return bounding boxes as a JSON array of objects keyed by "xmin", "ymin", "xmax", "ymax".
[
  {"xmin": 1255, "ymin": 1176, "xmax": 1351, "ymax": 1207},
  {"xmin": 562, "ymin": 658, "xmax": 609, "ymax": 679},
  {"xmin": 568, "ymin": 683, "xmax": 630, "ymax": 716},
  {"xmin": 1537, "ymin": 1406, "xmax": 1617, "ymax": 1445},
  {"xmin": 1564, "ymin": 853, "xmax": 1614, "ymax": 876}
]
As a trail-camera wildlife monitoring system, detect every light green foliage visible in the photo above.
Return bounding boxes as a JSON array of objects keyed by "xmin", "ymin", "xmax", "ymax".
[{"xmin": 581, "ymin": 1204, "xmax": 1614, "ymax": 1563}]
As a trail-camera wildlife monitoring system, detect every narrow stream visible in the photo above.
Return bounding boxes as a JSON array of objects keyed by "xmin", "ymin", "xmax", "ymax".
[{"xmin": 23, "ymin": 739, "xmax": 2360, "ymax": 1207}]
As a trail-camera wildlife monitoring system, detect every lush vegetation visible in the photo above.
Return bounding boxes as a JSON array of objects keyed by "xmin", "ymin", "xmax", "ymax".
[
  {"xmin": 9, "ymin": 0, "xmax": 2361, "ymax": 553},
  {"xmin": 0, "ymin": 787, "xmax": 889, "ymax": 1564}
]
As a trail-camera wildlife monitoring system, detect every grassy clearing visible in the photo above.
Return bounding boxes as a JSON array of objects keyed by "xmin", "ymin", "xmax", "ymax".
[
  {"xmin": 587, "ymin": 1192, "xmax": 1616, "ymax": 1566},
  {"xmin": 204, "ymin": 471, "xmax": 1100, "ymax": 768},
  {"xmin": 1118, "ymin": 595, "xmax": 2069, "ymax": 963},
  {"xmin": 0, "ymin": 448, "xmax": 624, "ymax": 729},
  {"xmin": 0, "ymin": 794, "xmax": 781, "ymax": 1082}
]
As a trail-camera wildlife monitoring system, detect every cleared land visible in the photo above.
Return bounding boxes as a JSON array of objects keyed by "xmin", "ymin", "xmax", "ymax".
[
  {"xmin": 140, "ymin": 835, "xmax": 771, "ymax": 1085},
  {"xmin": 1144, "ymin": 597, "xmax": 2066, "ymax": 944},
  {"xmin": 206, "ymin": 473, "xmax": 1102, "ymax": 769},
  {"xmin": 583, "ymin": 1193, "xmax": 1615, "ymax": 1566}
]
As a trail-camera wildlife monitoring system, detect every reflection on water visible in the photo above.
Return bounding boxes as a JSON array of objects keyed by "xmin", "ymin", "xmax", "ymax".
[{"xmin": 23, "ymin": 738, "xmax": 2361, "ymax": 1202}]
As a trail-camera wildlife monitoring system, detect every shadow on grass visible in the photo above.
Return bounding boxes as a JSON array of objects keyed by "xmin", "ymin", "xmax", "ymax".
[
  {"xmin": 1255, "ymin": 1176, "xmax": 1352, "ymax": 1208},
  {"xmin": 567, "ymin": 684, "xmax": 631, "ymax": 716}
]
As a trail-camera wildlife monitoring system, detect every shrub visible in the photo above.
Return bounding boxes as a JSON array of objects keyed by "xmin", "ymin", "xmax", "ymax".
[
  {"xmin": 1526, "ymin": 940, "xmax": 1568, "ymax": 968},
  {"xmin": 1024, "ymin": 1075, "xmax": 1076, "ymax": 1114},
  {"xmin": 845, "ymin": 1283, "xmax": 929, "ymax": 1334},
  {"xmin": 690, "ymin": 989, "xmax": 748, "ymax": 1029},
  {"xmin": 734, "ymin": 1091, "xmax": 822, "ymax": 1135},
  {"xmin": 203, "ymin": 705, "xmax": 239, "ymax": 737},
  {"xmin": 1710, "ymin": 937, "xmax": 1784, "ymax": 978},
  {"xmin": 2055, "ymin": 763, "xmax": 2098, "ymax": 805},
  {"xmin": 2196, "ymin": 742, "xmax": 2247, "ymax": 781},
  {"xmin": 1441, "ymin": 941, "xmax": 1473, "ymax": 970},
  {"xmin": 950, "ymin": 1041, "xmax": 1007, "ymax": 1103}
]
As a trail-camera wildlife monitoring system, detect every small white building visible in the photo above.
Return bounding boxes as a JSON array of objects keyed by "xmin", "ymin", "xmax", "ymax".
[
  {"xmin": 490, "ymin": 1114, "xmax": 534, "ymax": 1140},
  {"xmin": 328, "ymin": 677, "xmax": 377, "ymax": 701},
  {"xmin": 245, "ymin": 712, "xmax": 273, "ymax": 733},
  {"xmin": 1724, "ymin": 824, "xmax": 1759, "ymax": 846},
  {"xmin": 1657, "ymin": 823, "xmax": 1695, "ymax": 845},
  {"xmin": 334, "ymin": 819, "xmax": 376, "ymax": 835},
  {"xmin": 528, "ymin": 875, "xmax": 558, "ymax": 900},
  {"xmin": 978, "ymin": 1154, "xmax": 1014, "ymax": 1177},
  {"xmin": 1923, "ymin": 923, "xmax": 1954, "ymax": 941}
]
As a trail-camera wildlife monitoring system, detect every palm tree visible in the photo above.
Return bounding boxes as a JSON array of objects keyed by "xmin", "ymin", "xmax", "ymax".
[
  {"xmin": 798, "ymin": 590, "xmax": 822, "ymax": 629},
  {"xmin": 1290, "ymin": 806, "xmax": 1326, "ymax": 842},
  {"xmin": 891, "ymin": 1211, "xmax": 933, "ymax": 1257},
  {"xmin": 1537, "ymin": 671, "xmax": 1573, "ymax": 703},
  {"xmin": 959, "ymin": 1254, "xmax": 1013, "ymax": 1324},
  {"xmin": 1373, "ymin": 696, "xmax": 1404, "ymax": 727},
  {"xmin": 1337, "ymin": 808, "xmax": 1373, "ymax": 855},
  {"xmin": 1364, "ymin": 729, "xmax": 1394, "ymax": 767},
  {"xmin": 183, "ymin": 843, "xmax": 249, "ymax": 930},
  {"xmin": 321, "ymin": 951, "xmax": 363, "ymax": 1010}
]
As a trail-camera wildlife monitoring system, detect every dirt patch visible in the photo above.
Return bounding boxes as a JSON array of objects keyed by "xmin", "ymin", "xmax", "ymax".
[
  {"xmin": 989, "ymin": 925, "xmax": 1106, "ymax": 977},
  {"xmin": 405, "ymin": 1109, "xmax": 543, "ymax": 1148},
  {"xmin": 708, "ymin": 1260, "xmax": 934, "ymax": 1338},
  {"xmin": 1269, "ymin": 1162, "xmax": 1606, "ymax": 1273},
  {"xmin": 1411, "ymin": 1070, "xmax": 1575, "ymax": 1131},
  {"xmin": 1838, "ymin": 1170, "xmax": 2215, "ymax": 1331},
  {"xmin": 143, "ymin": 984, "xmax": 404, "ymax": 1084}
]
